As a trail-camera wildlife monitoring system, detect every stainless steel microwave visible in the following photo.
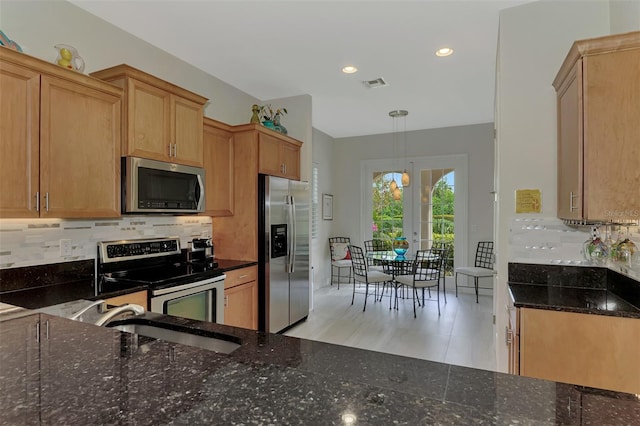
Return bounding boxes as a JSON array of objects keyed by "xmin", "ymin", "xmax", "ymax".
[{"xmin": 122, "ymin": 157, "xmax": 205, "ymax": 214}]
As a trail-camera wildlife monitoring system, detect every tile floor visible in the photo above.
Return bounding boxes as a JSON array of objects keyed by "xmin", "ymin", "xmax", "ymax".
[{"xmin": 285, "ymin": 283, "xmax": 497, "ymax": 372}]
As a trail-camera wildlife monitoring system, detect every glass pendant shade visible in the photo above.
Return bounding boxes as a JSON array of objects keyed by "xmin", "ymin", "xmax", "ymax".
[
  {"xmin": 401, "ymin": 171, "xmax": 410, "ymax": 186},
  {"xmin": 393, "ymin": 188, "xmax": 402, "ymax": 200},
  {"xmin": 390, "ymin": 179, "xmax": 398, "ymax": 191}
]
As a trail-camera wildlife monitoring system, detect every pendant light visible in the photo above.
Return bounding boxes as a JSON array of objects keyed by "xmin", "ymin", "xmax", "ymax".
[{"xmin": 389, "ymin": 109, "xmax": 410, "ymax": 196}]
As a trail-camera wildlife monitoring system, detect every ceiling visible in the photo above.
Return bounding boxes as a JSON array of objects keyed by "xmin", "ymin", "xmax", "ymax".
[{"xmin": 69, "ymin": 0, "xmax": 530, "ymax": 138}]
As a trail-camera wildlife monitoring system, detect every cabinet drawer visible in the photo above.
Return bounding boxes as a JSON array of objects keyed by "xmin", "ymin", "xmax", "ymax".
[{"xmin": 224, "ymin": 266, "xmax": 257, "ymax": 289}]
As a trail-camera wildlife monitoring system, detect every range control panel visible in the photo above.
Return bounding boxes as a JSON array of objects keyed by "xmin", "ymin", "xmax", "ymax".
[{"xmin": 99, "ymin": 238, "xmax": 181, "ymax": 262}]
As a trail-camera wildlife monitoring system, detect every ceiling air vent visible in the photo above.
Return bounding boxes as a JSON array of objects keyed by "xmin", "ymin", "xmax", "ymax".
[{"xmin": 363, "ymin": 77, "xmax": 388, "ymax": 89}]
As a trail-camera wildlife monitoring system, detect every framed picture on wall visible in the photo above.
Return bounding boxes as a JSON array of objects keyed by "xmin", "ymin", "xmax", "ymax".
[{"xmin": 322, "ymin": 193, "xmax": 333, "ymax": 220}]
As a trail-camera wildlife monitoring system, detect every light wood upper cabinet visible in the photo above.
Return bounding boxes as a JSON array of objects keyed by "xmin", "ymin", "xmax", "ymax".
[
  {"xmin": 0, "ymin": 60, "xmax": 40, "ymax": 218},
  {"xmin": 203, "ymin": 118, "xmax": 234, "ymax": 216},
  {"xmin": 553, "ymin": 31, "xmax": 640, "ymax": 221},
  {"xmin": 258, "ymin": 129, "xmax": 302, "ymax": 180},
  {"xmin": 0, "ymin": 48, "xmax": 122, "ymax": 218},
  {"xmin": 91, "ymin": 65, "xmax": 207, "ymax": 167},
  {"xmin": 40, "ymin": 75, "xmax": 121, "ymax": 218}
]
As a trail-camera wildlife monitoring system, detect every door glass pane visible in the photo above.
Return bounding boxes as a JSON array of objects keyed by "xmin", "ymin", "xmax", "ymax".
[
  {"xmin": 421, "ymin": 169, "xmax": 455, "ymax": 275},
  {"xmin": 166, "ymin": 292, "xmax": 207, "ymax": 321},
  {"xmin": 372, "ymin": 171, "xmax": 404, "ymax": 245}
]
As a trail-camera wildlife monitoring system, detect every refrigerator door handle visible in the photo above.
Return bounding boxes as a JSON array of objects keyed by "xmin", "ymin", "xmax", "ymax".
[
  {"xmin": 290, "ymin": 195, "xmax": 297, "ymax": 273},
  {"xmin": 286, "ymin": 195, "xmax": 294, "ymax": 273}
]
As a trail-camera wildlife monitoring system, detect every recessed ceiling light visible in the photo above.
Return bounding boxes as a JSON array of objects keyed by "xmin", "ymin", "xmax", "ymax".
[
  {"xmin": 342, "ymin": 65, "xmax": 358, "ymax": 74},
  {"xmin": 435, "ymin": 47, "xmax": 454, "ymax": 57}
]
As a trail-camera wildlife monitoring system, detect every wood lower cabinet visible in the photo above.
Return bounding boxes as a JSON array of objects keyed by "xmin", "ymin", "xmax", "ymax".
[
  {"xmin": 519, "ymin": 307, "xmax": 640, "ymax": 395},
  {"xmin": 506, "ymin": 304, "xmax": 520, "ymax": 375},
  {"xmin": 0, "ymin": 48, "xmax": 122, "ymax": 218},
  {"xmin": 224, "ymin": 266, "xmax": 258, "ymax": 330},
  {"xmin": 553, "ymin": 31, "xmax": 640, "ymax": 221},
  {"xmin": 91, "ymin": 64, "xmax": 207, "ymax": 167},
  {"xmin": 0, "ymin": 314, "xmax": 40, "ymax": 425},
  {"xmin": 203, "ymin": 118, "xmax": 234, "ymax": 216},
  {"xmin": 104, "ymin": 290, "xmax": 148, "ymax": 311}
]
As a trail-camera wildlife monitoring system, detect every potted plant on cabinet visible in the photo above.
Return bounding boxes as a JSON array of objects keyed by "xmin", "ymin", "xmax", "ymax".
[{"xmin": 259, "ymin": 104, "xmax": 288, "ymax": 134}]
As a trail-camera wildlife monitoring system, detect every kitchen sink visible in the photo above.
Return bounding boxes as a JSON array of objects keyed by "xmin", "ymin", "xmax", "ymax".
[{"xmin": 107, "ymin": 318, "xmax": 241, "ymax": 354}]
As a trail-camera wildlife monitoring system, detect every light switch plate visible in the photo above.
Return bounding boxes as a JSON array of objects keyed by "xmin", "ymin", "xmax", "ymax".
[{"xmin": 60, "ymin": 239, "xmax": 72, "ymax": 256}]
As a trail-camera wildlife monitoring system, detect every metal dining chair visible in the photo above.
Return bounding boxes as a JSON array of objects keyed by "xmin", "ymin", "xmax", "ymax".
[
  {"xmin": 329, "ymin": 237, "xmax": 352, "ymax": 289},
  {"xmin": 455, "ymin": 241, "xmax": 494, "ymax": 303},
  {"xmin": 348, "ymin": 245, "xmax": 393, "ymax": 312},
  {"xmin": 395, "ymin": 248, "xmax": 445, "ymax": 317}
]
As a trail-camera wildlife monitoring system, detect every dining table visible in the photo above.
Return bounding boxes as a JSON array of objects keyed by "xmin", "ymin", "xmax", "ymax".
[{"xmin": 366, "ymin": 250, "xmax": 447, "ymax": 310}]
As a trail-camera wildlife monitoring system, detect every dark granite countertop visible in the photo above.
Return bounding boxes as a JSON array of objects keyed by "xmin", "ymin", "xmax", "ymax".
[
  {"xmin": 508, "ymin": 262, "xmax": 640, "ymax": 319},
  {"xmin": 1, "ymin": 305, "xmax": 639, "ymax": 425},
  {"xmin": 509, "ymin": 283, "xmax": 640, "ymax": 319}
]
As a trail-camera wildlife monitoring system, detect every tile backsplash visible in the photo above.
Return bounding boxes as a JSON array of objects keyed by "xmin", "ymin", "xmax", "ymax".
[
  {"xmin": 0, "ymin": 216, "xmax": 212, "ymax": 269},
  {"xmin": 509, "ymin": 216, "xmax": 640, "ymax": 280}
]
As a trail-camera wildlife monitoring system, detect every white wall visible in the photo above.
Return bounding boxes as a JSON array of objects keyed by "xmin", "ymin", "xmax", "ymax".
[
  {"xmin": 311, "ymin": 128, "xmax": 335, "ymax": 288},
  {"xmin": 610, "ymin": 0, "xmax": 640, "ymax": 33},
  {"xmin": 332, "ymin": 123, "xmax": 494, "ymax": 269},
  {"xmin": 494, "ymin": 0, "xmax": 628, "ymax": 373}
]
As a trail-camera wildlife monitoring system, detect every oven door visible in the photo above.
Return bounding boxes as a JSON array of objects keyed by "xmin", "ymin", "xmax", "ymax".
[{"xmin": 150, "ymin": 275, "xmax": 225, "ymax": 324}]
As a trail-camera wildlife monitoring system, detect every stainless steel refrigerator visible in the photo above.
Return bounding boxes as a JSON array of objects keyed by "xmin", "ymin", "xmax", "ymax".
[{"xmin": 258, "ymin": 175, "xmax": 310, "ymax": 334}]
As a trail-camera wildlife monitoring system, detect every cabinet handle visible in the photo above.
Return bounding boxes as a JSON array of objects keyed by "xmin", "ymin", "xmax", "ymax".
[
  {"xmin": 169, "ymin": 346, "xmax": 176, "ymax": 362},
  {"xmin": 36, "ymin": 322, "xmax": 40, "ymax": 343},
  {"xmin": 168, "ymin": 144, "xmax": 173, "ymax": 157},
  {"xmin": 45, "ymin": 320, "xmax": 49, "ymax": 340},
  {"xmin": 569, "ymin": 191, "xmax": 577, "ymax": 212},
  {"xmin": 284, "ymin": 163, "xmax": 287, "ymax": 175},
  {"xmin": 35, "ymin": 191, "xmax": 40, "ymax": 212},
  {"xmin": 505, "ymin": 326, "xmax": 512, "ymax": 345},
  {"xmin": 239, "ymin": 274, "xmax": 248, "ymax": 279},
  {"xmin": 173, "ymin": 143, "xmax": 177, "ymax": 157},
  {"xmin": 224, "ymin": 295, "xmax": 229, "ymax": 307},
  {"xmin": 45, "ymin": 192, "xmax": 49, "ymax": 212}
]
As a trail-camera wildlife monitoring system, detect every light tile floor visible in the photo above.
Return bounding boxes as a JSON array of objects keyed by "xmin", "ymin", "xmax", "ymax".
[{"xmin": 285, "ymin": 283, "xmax": 497, "ymax": 372}]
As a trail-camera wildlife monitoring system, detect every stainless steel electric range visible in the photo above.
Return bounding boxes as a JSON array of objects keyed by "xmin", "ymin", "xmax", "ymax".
[{"xmin": 97, "ymin": 237, "xmax": 226, "ymax": 324}]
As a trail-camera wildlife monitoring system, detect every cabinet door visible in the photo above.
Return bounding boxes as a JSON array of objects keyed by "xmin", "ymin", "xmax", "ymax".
[
  {"xmin": 224, "ymin": 280, "xmax": 258, "ymax": 330},
  {"xmin": 40, "ymin": 316, "xmax": 122, "ymax": 425},
  {"xmin": 40, "ymin": 75, "xmax": 121, "ymax": 218},
  {"xmin": 259, "ymin": 133, "xmax": 284, "ymax": 176},
  {"xmin": 281, "ymin": 141, "xmax": 300, "ymax": 180},
  {"xmin": 556, "ymin": 60, "xmax": 582, "ymax": 220},
  {"xmin": 520, "ymin": 308, "xmax": 640, "ymax": 394},
  {"xmin": 203, "ymin": 122, "xmax": 234, "ymax": 216},
  {"xmin": 583, "ymin": 49, "xmax": 640, "ymax": 220},
  {"xmin": 506, "ymin": 305, "xmax": 519, "ymax": 375},
  {"xmin": 0, "ymin": 61, "xmax": 40, "ymax": 218},
  {"xmin": 104, "ymin": 290, "xmax": 148, "ymax": 310},
  {"xmin": 172, "ymin": 96, "xmax": 204, "ymax": 167},
  {"xmin": 0, "ymin": 314, "xmax": 39, "ymax": 425},
  {"xmin": 126, "ymin": 78, "xmax": 171, "ymax": 161}
]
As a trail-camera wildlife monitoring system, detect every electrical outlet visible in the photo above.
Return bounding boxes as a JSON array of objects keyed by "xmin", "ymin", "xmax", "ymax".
[{"xmin": 60, "ymin": 239, "xmax": 72, "ymax": 257}]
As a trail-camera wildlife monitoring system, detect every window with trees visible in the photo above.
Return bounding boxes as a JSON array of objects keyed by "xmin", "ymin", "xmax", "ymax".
[{"xmin": 372, "ymin": 171, "xmax": 404, "ymax": 245}]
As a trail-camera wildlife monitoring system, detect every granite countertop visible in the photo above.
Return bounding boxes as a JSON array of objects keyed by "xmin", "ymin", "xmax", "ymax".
[
  {"xmin": 509, "ymin": 283, "xmax": 640, "ymax": 319},
  {"xmin": 507, "ymin": 262, "xmax": 640, "ymax": 319},
  {"xmin": 1, "ymin": 304, "xmax": 639, "ymax": 425}
]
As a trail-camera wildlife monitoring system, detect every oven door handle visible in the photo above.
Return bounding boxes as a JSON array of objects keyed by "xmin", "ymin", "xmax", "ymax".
[{"xmin": 151, "ymin": 275, "xmax": 225, "ymax": 296}]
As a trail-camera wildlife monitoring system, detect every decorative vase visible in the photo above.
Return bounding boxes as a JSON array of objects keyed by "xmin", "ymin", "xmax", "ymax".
[
  {"xmin": 262, "ymin": 120, "xmax": 275, "ymax": 130},
  {"xmin": 393, "ymin": 237, "xmax": 409, "ymax": 259},
  {"xmin": 273, "ymin": 114, "xmax": 288, "ymax": 135}
]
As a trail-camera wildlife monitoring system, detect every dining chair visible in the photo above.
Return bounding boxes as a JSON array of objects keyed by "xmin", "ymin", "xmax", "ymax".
[
  {"xmin": 348, "ymin": 245, "xmax": 393, "ymax": 312},
  {"xmin": 329, "ymin": 237, "xmax": 352, "ymax": 289},
  {"xmin": 431, "ymin": 241, "xmax": 451, "ymax": 303},
  {"xmin": 364, "ymin": 238, "xmax": 391, "ymax": 272},
  {"xmin": 395, "ymin": 248, "xmax": 445, "ymax": 317},
  {"xmin": 455, "ymin": 241, "xmax": 494, "ymax": 303}
]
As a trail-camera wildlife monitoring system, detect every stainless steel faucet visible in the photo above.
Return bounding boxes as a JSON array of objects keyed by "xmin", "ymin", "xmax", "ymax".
[
  {"xmin": 94, "ymin": 303, "xmax": 145, "ymax": 326},
  {"xmin": 69, "ymin": 300, "xmax": 106, "ymax": 321}
]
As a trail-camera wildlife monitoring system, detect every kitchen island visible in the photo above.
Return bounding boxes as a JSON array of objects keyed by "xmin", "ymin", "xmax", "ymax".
[{"xmin": 1, "ymin": 304, "xmax": 639, "ymax": 425}]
